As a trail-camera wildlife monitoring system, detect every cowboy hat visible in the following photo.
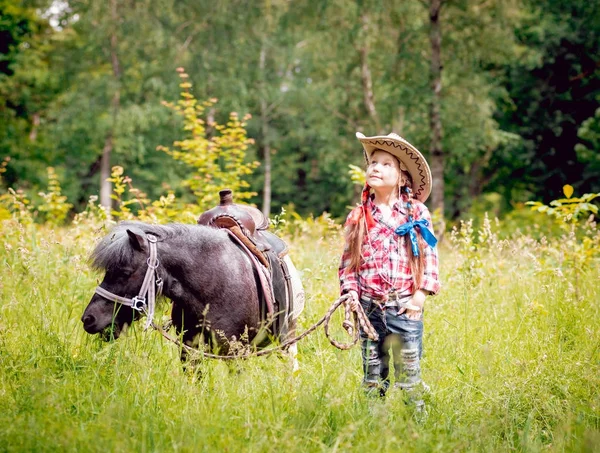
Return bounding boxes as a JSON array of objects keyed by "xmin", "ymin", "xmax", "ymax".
[{"xmin": 356, "ymin": 132, "xmax": 432, "ymax": 203}]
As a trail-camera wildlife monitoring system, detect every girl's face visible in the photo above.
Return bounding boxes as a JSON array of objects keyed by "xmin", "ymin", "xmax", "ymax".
[{"xmin": 366, "ymin": 150, "xmax": 401, "ymax": 190}]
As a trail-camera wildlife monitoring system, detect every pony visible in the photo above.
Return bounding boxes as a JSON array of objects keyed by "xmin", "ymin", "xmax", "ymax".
[{"xmin": 81, "ymin": 221, "xmax": 304, "ymax": 364}]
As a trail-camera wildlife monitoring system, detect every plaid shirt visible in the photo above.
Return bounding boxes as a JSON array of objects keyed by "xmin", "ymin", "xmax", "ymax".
[{"xmin": 339, "ymin": 198, "xmax": 440, "ymax": 299}]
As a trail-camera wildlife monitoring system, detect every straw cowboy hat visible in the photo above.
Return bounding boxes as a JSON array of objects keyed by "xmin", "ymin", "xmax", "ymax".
[{"xmin": 356, "ymin": 132, "xmax": 432, "ymax": 203}]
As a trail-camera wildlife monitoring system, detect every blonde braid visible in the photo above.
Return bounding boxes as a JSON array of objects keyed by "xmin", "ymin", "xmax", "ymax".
[{"xmin": 400, "ymin": 171, "xmax": 426, "ymax": 290}]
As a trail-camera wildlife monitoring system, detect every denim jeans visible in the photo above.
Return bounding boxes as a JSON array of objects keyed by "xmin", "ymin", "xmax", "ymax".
[{"xmin": 360, "ymin": 296, "xmax": 425, "ymax": 400}]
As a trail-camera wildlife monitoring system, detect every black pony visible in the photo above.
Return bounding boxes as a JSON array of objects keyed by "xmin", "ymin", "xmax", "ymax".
[{"xmin": 81, "ymin": 222, "xmax": 303, "ymax": 362}]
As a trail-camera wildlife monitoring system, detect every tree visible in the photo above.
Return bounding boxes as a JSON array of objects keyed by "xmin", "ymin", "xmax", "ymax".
[
  {"xmin": 43, "ymin": 0, "xmax": 185, "ymax": 208},
  {"xmin": 158, "ymin": 68, "xmax": 259, "ymax": 211},
  {"xmin": 0, "ymin": 0, "xmax": 59, "ymax": 193},
  {"xmin": 493, "ymin": 0, "xmax": 600, "ymax": 203},
  {"xmin": 435, "ymin": 0, "xmax": 528, "ymax": 217},
  {"xmin": 4, "ymin": 0, "xmax": 597, "ymax": 223},
  {"xmin": 429, "ymin": 0, "xmax": 444, "ymax": 216}
]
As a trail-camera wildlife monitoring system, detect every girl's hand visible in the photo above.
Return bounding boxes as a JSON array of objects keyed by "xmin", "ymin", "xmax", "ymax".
[
  {"xmin": 405, "ymin": 307, "xmax": 422, "ymax": 320},
  {"xmin": 406, "ymin": 290, "xmax": 427, "ymax": 320},
  {"xmin": 346, "ymin": 290, "xmax": 360, "ymax": 311}
]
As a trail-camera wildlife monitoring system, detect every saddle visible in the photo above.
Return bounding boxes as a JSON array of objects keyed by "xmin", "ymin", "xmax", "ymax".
[{"xmin": 197, "ymin": 189, "xmax": 293, "ymax": 340}]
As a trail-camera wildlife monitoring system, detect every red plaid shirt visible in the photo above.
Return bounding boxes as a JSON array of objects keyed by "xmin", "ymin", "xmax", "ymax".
[{"xmin": 339, "ymin": 198, "xmax": 440, "ymax": 299}]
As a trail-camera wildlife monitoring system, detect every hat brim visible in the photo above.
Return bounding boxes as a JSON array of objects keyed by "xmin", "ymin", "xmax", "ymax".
[{"xmin": 356, "ymin": 132, "xmax": 432, "ymax": 203}]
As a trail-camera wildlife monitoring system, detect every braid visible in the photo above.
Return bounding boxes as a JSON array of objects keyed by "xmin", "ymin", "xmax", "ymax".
[
  {"xmin": 401, "ymin": 173, "xmax": 426, "ymax": 290},
  {"xmin": 345, "ymin": 208, "xmax": 366, "ymax": 272}
]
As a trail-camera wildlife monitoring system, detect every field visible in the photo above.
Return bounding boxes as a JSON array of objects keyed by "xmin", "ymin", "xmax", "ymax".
[{"xmin": 1, "ymin": 212, "xmax": 599, "ymax": 452}]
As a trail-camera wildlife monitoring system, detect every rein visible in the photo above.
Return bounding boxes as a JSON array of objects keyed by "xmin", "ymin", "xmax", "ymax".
[
  {"xmin": 94, "ymin": 234, "xmax": 163, "ymax": 330},
  {"xmin": 94, "ymin": 233, "xmax": 379, "ymax": 358},
  {"xmin": 151, "ymin": 294, "xmax": 379, "ymax": 360}
]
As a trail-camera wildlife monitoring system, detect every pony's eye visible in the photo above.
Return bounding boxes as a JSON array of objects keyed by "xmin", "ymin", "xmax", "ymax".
[
  {"xmin": 111, "ymin": 267, "xmax": 133, "ymax": 280},
  {"xmin": 121, "ymin": 268, "xmax": 134, "ymax": 278}
]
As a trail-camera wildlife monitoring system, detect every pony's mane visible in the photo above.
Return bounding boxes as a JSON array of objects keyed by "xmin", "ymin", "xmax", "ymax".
[{"xmin": 90, "ymin": 221, "xmax": 202, "ymax": 271}]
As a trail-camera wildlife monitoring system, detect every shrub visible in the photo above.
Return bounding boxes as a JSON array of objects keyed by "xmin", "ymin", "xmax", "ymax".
[{"xmin": 157, "ymin": 68, "xmax": 259, "ymax": 212}]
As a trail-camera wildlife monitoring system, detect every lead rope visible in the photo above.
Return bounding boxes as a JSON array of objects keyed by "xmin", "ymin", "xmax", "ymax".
[{"xmin": 151, "ymin": 294, "xmax": 379, "ymax": 360}]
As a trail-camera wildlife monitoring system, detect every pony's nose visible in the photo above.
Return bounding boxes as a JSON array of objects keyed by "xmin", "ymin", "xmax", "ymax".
[{"xmin": 82, "ymin": 314, "xmax": 96, "ymax": 329}]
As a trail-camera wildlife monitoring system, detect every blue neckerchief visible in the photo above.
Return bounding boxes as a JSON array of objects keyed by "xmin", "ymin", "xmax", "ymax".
[{"xmin": 395, "ymin": 217, "xmax": 438, "ymax": 256}]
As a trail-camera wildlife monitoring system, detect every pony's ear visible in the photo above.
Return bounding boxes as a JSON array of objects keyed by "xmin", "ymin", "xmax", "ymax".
[{"xmin": 126, "ymin": 229, "xmax": 147, "ymax": 252}]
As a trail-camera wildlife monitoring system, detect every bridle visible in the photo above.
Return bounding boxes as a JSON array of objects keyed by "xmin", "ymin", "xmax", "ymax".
[{"xmin": 94, "ymin": 234, "xmax": 163, "ymax": 329}]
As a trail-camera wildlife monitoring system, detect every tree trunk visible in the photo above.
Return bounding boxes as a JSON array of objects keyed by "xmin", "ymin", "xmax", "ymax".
[
  {"xmin": 261, "ymin": 101, "xmax": 272, "ymax": 217},
  {"xmin": 29, "ymin": 112, "xmax": 40, "ymax": 142},
  {"xmin": 358, "ymin": 14, "xmax": 382, "ymax": 133},
  {"xmin": 468, "ymin": 146, "xmax": 495, "ymax": 199},
  {"xmin": 100, "ymin": 134, "xmax": 113, "ymax": 208},
  {"xmin": 259, "ymin": 44, "xmax": 272, "ymax": 217},
  {"xmin": 100, "ymin": 0, "xmax": 121, "ymax": 211},
  {"xmin": 261, "ymin": 126, "xmax": 272, "ymax": 217},
  {"xmin": 429, "ymin": 0, "xmax": 444, "ymax": 218}
]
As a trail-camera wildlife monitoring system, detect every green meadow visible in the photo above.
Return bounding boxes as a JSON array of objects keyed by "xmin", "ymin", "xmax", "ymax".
[{"xmin": 1, "ymin": 206, "xmax": 599, "ymax": 452}]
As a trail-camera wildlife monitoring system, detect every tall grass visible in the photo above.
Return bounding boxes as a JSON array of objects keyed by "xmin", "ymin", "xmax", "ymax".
[{"xmin": 0, "ymin": 212, "xmax": 599, "ymax": 452}]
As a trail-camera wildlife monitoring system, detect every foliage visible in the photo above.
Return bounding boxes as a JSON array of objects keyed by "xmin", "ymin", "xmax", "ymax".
[
  {"xmin": 575, "ymin": 106, "xmax": 600, "ymax": 185},
  {"xmin": 36, "ymin": 167, "xmax": 72, "ymax": 225},
  {"xmin": 0, "ymin": 62, "xmax": 263, "ymax": 224},
  {"xmin": 70, "ymin": 195, "xmax": 109, "ymax": 236},
  {"xmin": 492, "ymin": 0, "xmax": 600, "ymax": 203},
  {"xmin": 0, "ymin": 187, "xmax": 33, "ymax": 225},
  {"xmin": 105, "ymin": 165, "xmax": 149, "ymax": 221},
  {"xmin": 525, "ymin": 184, "xmax": 600, "ymax": 298},
  {"xmin": 526, "ymin": 184, "xmax": 599, "ymax": 226},
  {"xmin": 157, "ymin": 69, "xmax": 260, "ymax": 212},
  {"xmin": 268, "ymin": 206, "xmax": 288, "ymax": 233},
  {"xmin": 495, "ymin": 202, "xmax": 561, "ymax": 238},
  {"xmin": 1, "ymin": 0, "xmax": 600, "ymax": 220},
  {"xmin": 0, "ymin": 157, "xmax": 11, "ymax": 220},
  {"xmin": 0, "ymin": 0, "xmax": 60, "ymax": 192},
  {"xmin": 348, "ymin": 164, "xmax": 366, "ymax": 187},
  {"xmin": 101, "ymin": 165, "xmax": 197, "ymax": 224},
  {"xmin": 27, "ymin": 0, "xmax": 185, "ymax": 207}
]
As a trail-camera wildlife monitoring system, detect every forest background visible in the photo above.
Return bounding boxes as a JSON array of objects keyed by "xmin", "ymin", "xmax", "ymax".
[{"xmin": 2, "ymin": 0, "xmax": 599, "ymax": 222}]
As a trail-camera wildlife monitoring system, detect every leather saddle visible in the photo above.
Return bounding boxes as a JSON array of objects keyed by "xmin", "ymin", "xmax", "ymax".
[
  {"xmin": 197, "ymin": 189, "xmax": 287, "ymax": 265},
  {"xmin": 197, "ymin": 189, "xmax": 293, "ymax": 340}
]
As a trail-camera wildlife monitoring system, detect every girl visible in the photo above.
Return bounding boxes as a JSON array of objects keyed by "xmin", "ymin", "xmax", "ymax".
[{"xmin": 339, "ymin": 132, "xmax": 440, "ymax": 407}]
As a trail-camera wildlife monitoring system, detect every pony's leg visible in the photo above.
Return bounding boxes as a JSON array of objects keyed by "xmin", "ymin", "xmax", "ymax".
[
  {"xmin": 282, "ymin": 255, "xmax": 305, "ymax": 319},
  {"xmin": 281, "ymin": 255, "xmax": 303, "ymax": 373},
  {"xmin": 288, "ymin": 343, "xmax": 299, "ymax": 373},
  {"xmin": 286, "ymin": 320, "xmax": 300, "ymax": 373},
  {"xmin": 171, "ymin": 303, "xmax": 204, "ymax": 375},
  {"xmin": 170, "ymin": 303, "xmax": 187, "ymax": 362}
]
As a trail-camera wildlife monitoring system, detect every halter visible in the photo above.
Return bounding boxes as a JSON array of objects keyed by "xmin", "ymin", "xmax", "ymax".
[{"xmin": 94, "ymin": 234, "xmax": 163, "ymax": 330}]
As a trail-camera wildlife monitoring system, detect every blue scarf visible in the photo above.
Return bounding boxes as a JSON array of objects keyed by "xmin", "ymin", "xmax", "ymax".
[{"xmin": 395, "ymin": 218, "xmax": 438, "ymax": 256}]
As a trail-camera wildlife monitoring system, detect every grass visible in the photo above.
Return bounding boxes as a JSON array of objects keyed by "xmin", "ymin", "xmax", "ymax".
[{"xmin": 0, "ymin": 214, "xmax": 599, "ymax": 452}]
